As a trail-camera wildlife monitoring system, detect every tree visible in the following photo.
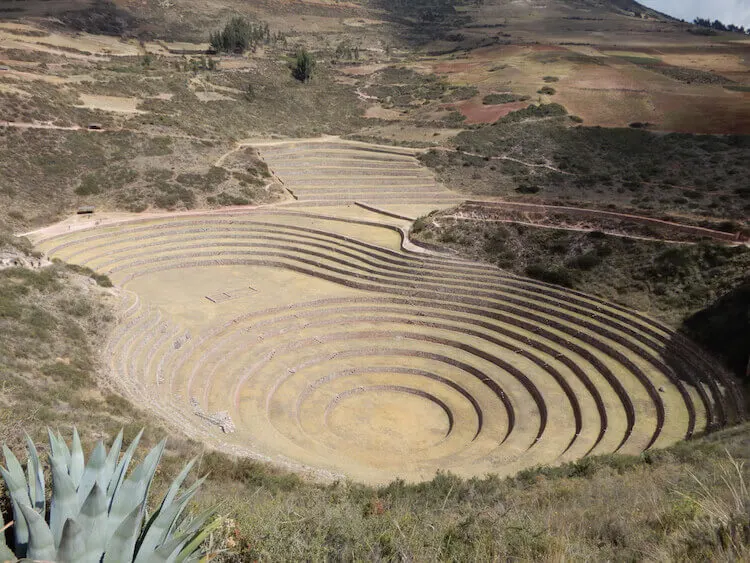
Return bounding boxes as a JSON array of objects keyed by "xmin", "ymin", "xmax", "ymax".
[
  {"xmin": 292, "ymin": 49, "xmax": 316, "ymax": 82},
  {"xmin": 693, "ymin": 16, "xmax": 749, "ymax": 34}
]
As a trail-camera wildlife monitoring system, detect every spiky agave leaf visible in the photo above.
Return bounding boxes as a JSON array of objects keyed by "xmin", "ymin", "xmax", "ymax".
[
  {"xmin": 57, "ymin": 430, "xmax": 72, "ymax": 468},
  {"xmin": 134, "ymin": 476, "xmax": 206, "ymax": 560},
  {"xmin": 48, "ymin": 429, "xmax": 70, "ymax": 472},
  {"xmin": 107, "ymin": 429, "xmax": 144, "ymax": 504},
  {"xmin": 107, "ymin": 438, "xmax": 166, "ymax": 539},
  {"xmin": 24, "ymin": 434, "xmax": 45, "ymax": 515},
  {"xmin": 76, "ymin": 440, "xmax": 107, "ymax": 507},
  {"xmin": 134, "ymin": 458, "xmax": 198, "ymax": 559},
  {"xmin": 0, "ymin": 543, "xmax": 14, "ymax": 563},
  {"xmin": 18, "ymin": 503, "xmax": 55, "ymax": 562},
  {"xmin": 1, "ymin": 444, "xmax": 31, "ymax": 556},
  {"xmin": 70, "ymin": 428, "xmax": 85, "ymax": 490},
  {"xmin": 103, "ymin": 503, "xmax": 145, "ymax": 563},
  {"xmin": 150, "ymin": 509, "xmax": 219, "ymax": 563},
  {"xmin": 49, "ymin": 454, "xmax": 80, "ymax": 548},
  {"xmin": 174, "ymin": 514, "xmax": 222, "ymax": 563},
  {"xmin": 78, "ymin": 483, "xmax": 108, "ymax": 562},
  {"xmin": 103, "ymin": 429, "xmax": 124, "ymax": 490},
  {"xmin": 161, "ymin": 458, "xmax": 198, "ymax": 511},
  {"xmin": 164, "ymin": 478, "xmax": 207, "ymax": 539},
  {"xmin": 57, "ymin": 519, "xmax": 86, "ymax": 563}
]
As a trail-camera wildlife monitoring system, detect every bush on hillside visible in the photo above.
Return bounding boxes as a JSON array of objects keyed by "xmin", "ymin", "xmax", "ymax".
[
  {"xmin": 482, "ymin": 93, "xmax": 530, "ymax": 105},
  {"xmin": 292, "ymin": 49, "xmax": 316, "ymax": 82}
]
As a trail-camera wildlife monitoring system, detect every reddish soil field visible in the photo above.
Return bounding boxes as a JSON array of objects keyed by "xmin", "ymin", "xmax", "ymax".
[{"xmin": 433, "ymin": 61, "xmax": 482, "ymax": 74}]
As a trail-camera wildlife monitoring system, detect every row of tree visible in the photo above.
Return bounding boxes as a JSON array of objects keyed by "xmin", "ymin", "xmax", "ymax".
[
  {"xmin": 693, "ymin": 17, "xmax": 750, "ymax": 35},
  {"xmin": 209, "ymin": 16, "xmax": 285, "ymax": 54}
]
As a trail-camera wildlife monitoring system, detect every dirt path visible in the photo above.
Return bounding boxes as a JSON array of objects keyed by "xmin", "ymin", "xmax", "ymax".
[
  {"xmin": 1, "ymin": 120, "xmax": 217, "ymax": 143},
  {"xmin": 461, "ymin": 200, "xmax": 749, "ymax": 245},
  {"xmin": 442, "ymin": 215, "xmax": 696, "ymax": 245},
  {"xmin": 1, "ymin": 120, "xmax": 85, "ymax": 131},
  {"xmin": 450, "ymin": 148, "xmax": 573, "ymax": 175}
]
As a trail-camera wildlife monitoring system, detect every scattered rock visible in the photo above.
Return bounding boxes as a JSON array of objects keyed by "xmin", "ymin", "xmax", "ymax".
[
  {"xmin": 0, "ymin": 250, "xmax": 50, "ymax": 271},
  {"xmin": 190, "ymin": 397, "xmax": 236, "ymax": 433}
]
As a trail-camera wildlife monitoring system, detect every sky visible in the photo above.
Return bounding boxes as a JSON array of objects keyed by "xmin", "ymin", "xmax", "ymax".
[{"xmin": 639, "ymin": 0, "xmax": 750, "ymax": 28}]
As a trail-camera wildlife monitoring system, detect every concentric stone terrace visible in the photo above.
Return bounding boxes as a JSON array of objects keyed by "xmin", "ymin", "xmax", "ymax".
[
  {"xmin": 35, "ymin": 206, "xmax": 742, "ymax": 483},
  {"xmin": 257, "ymin": 139, "xmax": 464, "ymax": 207}
]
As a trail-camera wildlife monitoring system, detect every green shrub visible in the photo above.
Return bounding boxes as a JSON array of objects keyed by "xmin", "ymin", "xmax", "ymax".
[
  {"xmin": 537, "ymin": 86, "xmax": 556, "ymax": 95},
  {"xmin": 516, "ymin": 183, "xmax": 540, "ymax": 194},
  {"xmin": 74, "ymin": 175, "xmax": 101, "ymax": 196},
  {"xmin": 41, "ymin": 360, "xmax": 90, "ymax": 388},
  {"xmin": 500, "ymin": 103, "xmax": 567, "ymax": 124},
  {"xmin": 292, "ymin": 49, "xmax": 316, "ymax": 82},
  {"xmin": 441, "ymin": 85, "xmax": 479, "ymax": 102},
  {"xmin": 411, "ymin": 216, "xmax": 431, "ymax": 234},
  {"xmin": 567, "ymin": 251, "xmax": 603, "ymax": 270},
  {"xmin": 482, "ymin": 93, "xmax": 530, "ymax": 105},
  {"xmin": 64, "ymin": 263, "xmax": 113, "ymax": 287},
  {"xmin": 524, "ymin": 264, "xmax": 575, "ymax": 287}
]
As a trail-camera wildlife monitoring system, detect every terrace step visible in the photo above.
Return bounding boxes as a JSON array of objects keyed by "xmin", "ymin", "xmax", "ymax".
[
  {"xmin": 282, "ymin": 177, "xmax": 437, "ymax": 187},
  {"xmin": 288, "ymin": 186, "xmax": 441, "ymax": 196},
  {"xmin": 258, "ymin": 141, "xmax": 419, "ymax": 157},
  {"xmin": 275, "ymin": 168, "xmax": 434, "ymax": 178}
]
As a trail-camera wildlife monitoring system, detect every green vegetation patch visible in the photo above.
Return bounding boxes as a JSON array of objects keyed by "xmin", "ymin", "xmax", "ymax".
[
  {"xmin": 176, "ymin": 166, "xmax": 229, "ymax": 192},
  {"xmin": 364, "ymin": 67, "xmax": 476, "ymax": 108},
  {"xmin": 482, "ymin": 93, "xmax": 530, "ymax": 105},
  {"xmin": 74, "ymin": 166, "xmax": 138, "ymax": 196},
  {"xmin": 496, "ymin": 103, "xmax": 567, "ymax": 124}
]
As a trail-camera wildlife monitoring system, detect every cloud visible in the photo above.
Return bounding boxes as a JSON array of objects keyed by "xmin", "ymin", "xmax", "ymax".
[{"xmin": 640, "ymin": 0, "xmax": 750, "ymax": 28}]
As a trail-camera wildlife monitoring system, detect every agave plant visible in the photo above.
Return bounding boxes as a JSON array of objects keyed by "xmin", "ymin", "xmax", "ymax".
[{"xmin": 0, "ymin": 428, "xmax": 218, "ymax": 562}]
